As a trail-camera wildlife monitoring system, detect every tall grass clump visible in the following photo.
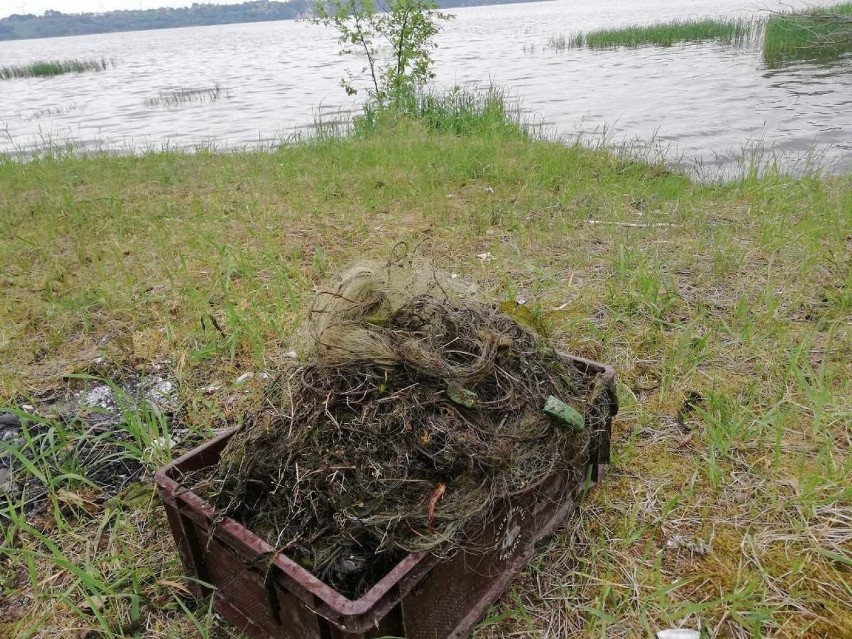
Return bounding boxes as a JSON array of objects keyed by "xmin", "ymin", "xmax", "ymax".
[
  {"xmin": 763, "ymin": 3, "xmax": 852, "ymax": 66},
  {"xmin": 355, "ymin": 86, "xmax": 527, "ymax": 138},
  {"xmin": 558, "ymin": 18, "xmax": 755, "ymax": 50},
  {"xmin": 0, "ymin": 58, "xmax": 113, "ymax": 80}
]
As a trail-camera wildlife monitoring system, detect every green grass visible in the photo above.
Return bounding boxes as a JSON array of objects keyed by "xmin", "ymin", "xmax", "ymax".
[
  {"xmin": 0, "ymin": 98, "xmax": 850, "ymax": 638},
  {"xmin": 763, "ymin": 3, "xmax": 852, "ymax": 66},
  {"xmin": 0, "ymin": 58, "xmax": 113, "ymax": 80},
  {"xmin": 357, "ymin": 86, "xmax": 527, "ymax": 138},
  {"xmin": 550, "ymin": 18, "xmax": 755, "ymax": 50}
]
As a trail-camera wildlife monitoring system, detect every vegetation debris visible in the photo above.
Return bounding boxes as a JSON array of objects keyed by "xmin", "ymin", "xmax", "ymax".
[{"xmin": 188, "ymin": 258, "xmax": 610, "ymax": 598}]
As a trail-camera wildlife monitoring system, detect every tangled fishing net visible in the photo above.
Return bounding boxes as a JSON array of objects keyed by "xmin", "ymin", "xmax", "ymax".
[{"xmin": 191, "ymin": 257, "xmax": 610, "ymax": 598}]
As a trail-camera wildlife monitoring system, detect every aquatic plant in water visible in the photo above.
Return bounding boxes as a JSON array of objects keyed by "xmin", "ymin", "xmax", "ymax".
[
  {"xmin": 0, "ymin": 58, "xmax": 113, "ymax": 80},
  {"xmin": 550, "ymin": 18, "xmax": 755, "ymax": 50},
  {"xmin": 763, "ymin": 3, "xmax": 852, "ymax": 66},
  {"xmin": 143, "ymin": 83, "xmax": 228, "ymax": 108}
]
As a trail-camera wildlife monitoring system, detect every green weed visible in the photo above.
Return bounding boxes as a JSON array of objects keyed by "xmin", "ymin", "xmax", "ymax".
[
  {"xmin": 0, "ymin": 58, "xmax": 113, "ymax": 80},
  {"xmin": 763, "ymin": 2, "xmax": 852, "ymax": 66}
]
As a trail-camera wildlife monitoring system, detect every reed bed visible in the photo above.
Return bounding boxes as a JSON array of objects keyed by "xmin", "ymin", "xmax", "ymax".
[
  {"xmin": 143, "ymin": 83, "xmax": 227, "ymax": 108},
  {"xmin": 550, "ymin": 18, "xmax": 755, "ymax": 51},
  {"xmin": 763, "ymin": 2, "xmax": 852, "ymax": 66},
  {"xmin": 0, "ymin": 58, "xmax": 113, "ymax": 80}
]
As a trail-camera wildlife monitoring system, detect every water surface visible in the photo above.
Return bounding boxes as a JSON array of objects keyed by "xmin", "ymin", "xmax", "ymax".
[{"xmin": 0, "ymin": 0, "xmax": 849, "ymax": 176}]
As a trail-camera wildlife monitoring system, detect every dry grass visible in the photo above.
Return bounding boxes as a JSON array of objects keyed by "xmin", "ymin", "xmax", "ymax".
[{"xmin": 0, "ymin": 118, "xmax": 849, "ymax": 637}]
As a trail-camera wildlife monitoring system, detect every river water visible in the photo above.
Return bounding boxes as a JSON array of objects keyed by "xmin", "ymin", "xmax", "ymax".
[{"xmin": 0, "ymin": 0, "xmax": 849, "ymax": 177}]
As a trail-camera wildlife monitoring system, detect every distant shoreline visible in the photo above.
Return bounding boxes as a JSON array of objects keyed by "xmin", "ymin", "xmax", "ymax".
[{"xmin": 0, "ymin": 0, "xmax": 547, "ymax": 42}]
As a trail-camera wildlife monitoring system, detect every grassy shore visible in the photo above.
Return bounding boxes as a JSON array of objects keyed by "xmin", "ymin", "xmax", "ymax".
[
  {"xmin": 0, "ymin": 113, "xmax": 850, "ymax": 638},
  {"xmin": 549, "ymin": 18, "xmax": 753, "ymax": 50},
  {"xmin": 763, "ymin": 2, "xmax": 852, "ymax": 66},
  {"xmin": 0, "ymin": 58, "xmax": 113, "ymax": 80}
]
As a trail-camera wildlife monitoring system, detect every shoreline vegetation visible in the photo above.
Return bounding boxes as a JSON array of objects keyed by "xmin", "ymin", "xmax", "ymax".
[
  {"xmin": 0, "ymin": 58, "xmax": 113, "ymax": 80},
  {"xmin": 1, "ymin": 89, "xmax": 850, "ymax": 638},
  {"xmin": 547, "ymin": 3, "xmax": 852, "ymax": 66}
]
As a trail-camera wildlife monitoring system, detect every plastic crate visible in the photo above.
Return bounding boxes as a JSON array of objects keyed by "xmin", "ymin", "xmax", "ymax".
[{"xmin": 154, "ymin": 355, "xmax": 616, "ymax": 639}]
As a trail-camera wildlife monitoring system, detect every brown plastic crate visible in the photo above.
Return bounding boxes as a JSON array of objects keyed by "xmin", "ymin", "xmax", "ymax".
[{"xmin": 155, "ymin": 355, "xmax": 616, "ymax": 639}]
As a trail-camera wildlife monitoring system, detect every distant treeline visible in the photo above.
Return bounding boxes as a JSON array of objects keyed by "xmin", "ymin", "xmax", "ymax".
[{"xmin": 0, "ymin": 0, "xmax": 538, "ymax": 41}]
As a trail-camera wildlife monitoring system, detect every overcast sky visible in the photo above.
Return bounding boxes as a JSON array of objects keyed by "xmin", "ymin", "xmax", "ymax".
[{"xmin": 0, "ymin": 1, "xmax": 242, "ymax": 20}]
